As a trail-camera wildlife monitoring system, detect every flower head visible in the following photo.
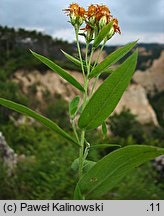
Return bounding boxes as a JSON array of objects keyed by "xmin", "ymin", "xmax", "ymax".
[
  {"xmin": 96, "ymin": 5, "xmax": 110, "ymax": 21},
  {"xmin": 64, "ymin": 3, "xmax": 121, "ymax": 41},
  {"xmin": 64, "ymin": 3, "xmax": 80, "ymax": 16},
  {"xmin": 87, "ymin": 4, "xmax": 97, "ymax": 18},
  {"xmin": 64, "ymin": 3, "xmax": 86, "ymax": 27}
]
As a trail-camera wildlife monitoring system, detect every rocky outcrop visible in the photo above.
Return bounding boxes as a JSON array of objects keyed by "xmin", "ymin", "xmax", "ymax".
[
  {"xmin": 114, "ymin": 84, "xmax": 159, "ymax": 126},
  {"xmin": 0, "ymin": 132, "xmax": 17, "ymax": 176},
  {"xmin": 133, "ymin": 51, "xmax": 164, "ymax": 95},
  {"xmin": 13, "ymin": 69, "xmax": 158, "ymax": 125}
]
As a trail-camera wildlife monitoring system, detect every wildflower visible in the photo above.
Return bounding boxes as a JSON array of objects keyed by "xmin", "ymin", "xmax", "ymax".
[
  {"xmin": 96, "ymin": 5, "xmax": 112, "ymax": 29},
  {"xmin": 64, "ymin": 3, "xmax": 86, "ymax": 28},
  {"xmin": 96, "ymin": 5, "xmax": 110, "ymax": 21},
  {"xmin": 87, "ymin": 4, "xmax": 97, "ymax": 18},
  {"xmin": 86, "ymin": 4, "xmax": 97, "ymax": 25}
]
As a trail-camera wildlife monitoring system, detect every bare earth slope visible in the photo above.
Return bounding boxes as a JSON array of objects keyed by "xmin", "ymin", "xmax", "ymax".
[{"xmin": 14, "ymin": 69, "xmax": 158, "ymax": 126}]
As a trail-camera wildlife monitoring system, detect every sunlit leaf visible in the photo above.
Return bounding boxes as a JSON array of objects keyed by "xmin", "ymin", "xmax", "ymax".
[
  {"xmin": 78, "ymin": 50, "xmax": 138, "ymax": 130},
  {"xmin": 89, "ymin": 40, "xmax": 138, "ymax": 79}
]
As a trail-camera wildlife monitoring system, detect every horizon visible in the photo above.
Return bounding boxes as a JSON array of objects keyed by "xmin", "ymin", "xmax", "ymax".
[{"xmin": 1, "ymin": 24, "xmax": 164, "ymax": 47}]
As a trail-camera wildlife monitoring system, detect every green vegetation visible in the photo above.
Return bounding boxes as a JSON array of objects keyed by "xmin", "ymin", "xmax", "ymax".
[
  {"xmin": 0, "ymin": 113, "xmax": 163, "ymax": 199},
  {"xmin": 0, "ymin": 25, "xmax": 164, "ymax": 200},
  {"xmin": 150, "ymin": 91, "xmax": 164, "ymax": 127}
]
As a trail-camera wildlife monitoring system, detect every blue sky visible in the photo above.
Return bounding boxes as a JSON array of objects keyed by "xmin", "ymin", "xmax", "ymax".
[{"xmin": 0, "ymin": 0, "xmax": 164, "ymax": 44}]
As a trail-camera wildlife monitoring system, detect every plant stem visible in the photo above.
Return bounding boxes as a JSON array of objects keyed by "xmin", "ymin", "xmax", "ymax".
[
  {"xmin": 72, "ymin": 119, "xmax": 80, "ymax": 143},
  {"xmin": 88, "ymin": 48, "xmax": 94, "ymax": 75},
  {"xmin": 75, "ymin": 29, "xmax": 85, "ymax": 79},
  {"xmin": 79, "ymin": 130, "xmax": 85, "ymax": 178},
  {"xmin": 78, "ymin": 42, "xmax": 92, "ymax": 179},
  {"xmin": 93, "ymin": 41, "xmax": 105, "ymax": 69},
  {"xmin": 90, "ymin": 42, "xmax": 106, "ymax": 97}
]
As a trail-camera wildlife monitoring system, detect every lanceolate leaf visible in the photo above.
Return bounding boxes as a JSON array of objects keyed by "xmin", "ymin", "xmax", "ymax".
[
  {"xmin": 0, "ymin": 98, "xmax": 79, "ymax": 146},
  {"xmin": 30, "ymin": 50, "xmax": 84, "ymax": 92},
  {"xmin": 93, "ymin": 21, "xmax": 113, "ymax": 48},
  {"xmin": 76, "ymin": 145, "xmax": 164, "ymax": 199},
  {"xmin": 89, "ymin": 40, "xmax": 138, "ymax": 79},
  {"xmin": 78, "ymin": 50, "xmax": 138, "ymax": 130},
  {"xmin": 61, "ymin": 50, "xmax": 81, "ymax": 67}
]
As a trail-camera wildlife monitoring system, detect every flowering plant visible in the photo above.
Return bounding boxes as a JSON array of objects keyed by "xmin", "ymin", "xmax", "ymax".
[{"xmin": 0, "ymin": 3, "xmax": 163, "ymax": 199}]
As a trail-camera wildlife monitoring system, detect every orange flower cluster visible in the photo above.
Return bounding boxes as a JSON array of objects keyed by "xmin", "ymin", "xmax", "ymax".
[
  {"xmin": 64, "ymin": 3, "xmax": 121, "ymax": 41},
  {"xmin": 64, "ymin": 3, "xmax": 86, "ymax": 18}
]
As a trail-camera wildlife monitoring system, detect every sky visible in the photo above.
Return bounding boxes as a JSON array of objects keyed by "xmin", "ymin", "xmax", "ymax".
[{"xmin": 0, "ymin": 0, "xmax": 164, "ymax": 45}]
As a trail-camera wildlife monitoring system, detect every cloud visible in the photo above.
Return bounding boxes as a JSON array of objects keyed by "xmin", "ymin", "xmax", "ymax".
[{"xmin": 0, "ymin": 0, "xmax": 164, "ymax": 44}]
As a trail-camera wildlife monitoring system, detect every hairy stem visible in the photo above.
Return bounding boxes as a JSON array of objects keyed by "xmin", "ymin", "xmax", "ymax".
[
  {"xmin": 75, "ymin": 30, "xmax": 85, "ymax": 79},
  {"xmin": 72, "ymin": 119, "xmax": 80, "ymax": 143},
  {"xmin": 79, "ymin": 130, "xmax": 85, "ymax": 178},
  {"xmin": 90, "ymin": 42, "xmax": 105, "ymax": 97}
]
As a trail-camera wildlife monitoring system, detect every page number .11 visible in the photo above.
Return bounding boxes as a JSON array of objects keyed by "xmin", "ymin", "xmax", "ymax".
[{"xmin": 147, "ymin": 203, "xmax": 160, "ymax": 212}]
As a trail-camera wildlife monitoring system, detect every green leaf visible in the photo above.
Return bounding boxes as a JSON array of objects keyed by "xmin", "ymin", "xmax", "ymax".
[
  {"xmin": 78, "ymin": 50, "xmax": 138, "ymax": 130},
  {"xmin": 30, "ymin": 50, "xmax": 84, "ymax": 92},
  {"xmin": 69, "ymin": 96, "xmax": 80, "ymax": 117},
  {"xmin": 93, "ymin": 21, "xmax": 113, "ymax": 48},
  {"xmin": 71, "ymin": 158, "xmax": 96, "ymax": 173},
  {"xmin": 89, "ymin": 40, "xmax": 138, "ymax": 79},
  {"xmin": 0, "ymin": 98, "xmax": 79, "ymax": 146},
  {"xmin": 61, "ymin": 49, "xmax": 81, "ymax": 67},
  {"xmin": 74, "ymin": 183, "xmax": 84, "ymax": 200},
  {"xmin": 76, "ymin": 145, "xmax": 164, "ymax": 199},
  {"xmin": 103, "ymin": 69, "xmax": 114, "ymax": 74},
  {"xmin": 61, "ymin": 50, "xmax": 88, "ymax": 70},
  {"xmin": 102, "ymin": 121, "xmax": 107, "ymax": 137},
  {"xmin": 90, "ymin": 144, "xmax": 121, "ymax": 149}
]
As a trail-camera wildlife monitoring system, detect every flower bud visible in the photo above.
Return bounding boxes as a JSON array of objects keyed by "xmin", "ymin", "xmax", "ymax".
[
  {"xmin": 99, "ymin": 16, "xmax": 107, "ymax": 29},
  {"xmin": 70, "ymin": 13, "xmax": 77, "ymax": 26},
  {"xmin": 106, "ymin": 26, "xmax": 115, "ymax": 40},
  {"xmin": 78, "ymin": 16, "xmax": 84, "ymax": 26},
  {"xmin": 89, "ymin": 16, "xmax": 96, "ymax": 25},
  {"xmin": 86, "ymin": 29, "xmax": 93, "ymax": 42}
]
